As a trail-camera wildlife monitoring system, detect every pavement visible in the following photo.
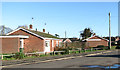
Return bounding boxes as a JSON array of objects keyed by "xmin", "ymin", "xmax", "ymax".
[{"xmin": 1, "ymin": 49, "xmax": 120, "ymax": 69}]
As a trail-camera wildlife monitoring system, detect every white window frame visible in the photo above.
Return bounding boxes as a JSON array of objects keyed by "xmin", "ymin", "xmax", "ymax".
[
  {"xmin": 52, "ymin": 40, "xmax": 54, "ymax": 47},
  {"xmin": 56, "ymin": 41, "xmax": 59, "ymax": 47},
  {"xmin": 20, "ymin": 39, "xmax": 24, "ymax": 48}
]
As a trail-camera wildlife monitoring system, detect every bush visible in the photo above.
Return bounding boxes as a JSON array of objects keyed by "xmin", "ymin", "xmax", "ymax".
[
  {"xmin": 104, "ymin": 46, "xmax": 109, "ymax": 50},
  {"xmin": 97, "ymin": 45, "xmax": 109, "ymax": 50},
  {"xmin": 54, "ymin": 47, "xmax": 70, "ymax": 54},
  {"xmin": 61, "ymin": 48, "xmax": 69, "ymax": 54},
  {"xmin": 116, "ymin": 45, "xmax": 120, "ymax": 49},
  {"xmin": 13, "ymin": 52, "xmax": 25, "ymax": 59},
  {"xmin": 111, "ymin": 42, "xmax": 115, "ymax": 46}
]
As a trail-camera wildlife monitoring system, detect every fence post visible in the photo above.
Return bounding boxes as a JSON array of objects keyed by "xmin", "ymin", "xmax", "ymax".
[
  {"xmin": 54, "ymin": 51, "xmax": 55, "ymax": 55},
  {"xmin": 1, "ymin": 55, "xmax": 3, "ymax": 60},
  {"xmin": 69, "ymin": 50, "xmax": 70, "ymax": 54},
  {"xmin": 45, "ymin": 52, "xmax": 47, "ymax": 55},
  {"xmin": 79, "ymin": 50, "xmax": 80, "ymax": 53}
]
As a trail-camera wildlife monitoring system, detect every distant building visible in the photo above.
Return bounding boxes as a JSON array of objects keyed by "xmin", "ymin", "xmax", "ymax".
[
  {"xmin": 82, "ymin": 35, "xmax": 108, "ymax": 48},
  {"xmin": 103, "ymin": 36, "xmax": 120, "ymax": 45},
  {"xmin": 62, "ymin": 38, "xmax": 79, "ymax": 43}
]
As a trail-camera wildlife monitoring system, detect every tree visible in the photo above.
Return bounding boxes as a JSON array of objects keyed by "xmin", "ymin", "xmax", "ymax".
[
  {"xmin": 1, "ymin": 25, "xmax": 5, "ymax": 35},
  {"xmin": 80, "ymin": 28, "xmax": 93, "ymax": 40},
  {"xmin": 0, "ymin": 25, "xmax": 13, "ymax": 36}
]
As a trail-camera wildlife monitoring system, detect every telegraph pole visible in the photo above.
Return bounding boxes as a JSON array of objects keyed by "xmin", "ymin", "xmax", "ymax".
[{"xmin": 109, "ymin": 12, "xmax": 111, "ymax": 49}]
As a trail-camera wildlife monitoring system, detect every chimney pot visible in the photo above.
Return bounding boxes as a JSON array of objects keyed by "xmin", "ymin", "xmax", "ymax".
[
  {"xmin": 93, "ymin": 33, "xmax": 96, "ymax": 36},
  {"xmin": 43, "ymin": 29, "xmax": 45, "ymax": 32},
  {"xmin": 29, "ymin": 24, "xmax": 33, "ymax": 29}
]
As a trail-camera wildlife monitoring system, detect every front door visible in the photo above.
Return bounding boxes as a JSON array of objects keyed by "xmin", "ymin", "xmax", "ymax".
[{"xmin": 45, "ymin": 40, "xmax": 50, "ymax": 52}]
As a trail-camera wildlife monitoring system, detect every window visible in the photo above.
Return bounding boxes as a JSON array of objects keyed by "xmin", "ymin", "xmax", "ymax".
[
  {"xmin": 56, "ymin": 41, "xmax": 58, "ymax": 47},
  {"xmin": 45, "ymin": 42, "xmax": 48, "ymax": 47},
  {"xmin": 59, "ymin": 42, "xmax": 62, "ymax": 47},
  {"xmin": 52, "ymin": 40, "xmax": 54, "ymax": 47}
]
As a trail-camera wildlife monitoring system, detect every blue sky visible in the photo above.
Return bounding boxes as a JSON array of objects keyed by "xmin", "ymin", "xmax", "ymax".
[{"xmin": 2, "ymin": 2, "xmax": 118, "ymax": 38}]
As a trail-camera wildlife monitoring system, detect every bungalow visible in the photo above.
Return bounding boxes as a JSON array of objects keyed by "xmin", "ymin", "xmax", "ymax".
[
  {"xmin": 62, "ymin": 38, "xmax": 72, "ymax": 43},
  {"xmin": 61, "ymin": 38, "xmax": 80, "ymax": 47},
  {"xmin": 62, "ymin": 38, "xmax": 79, "ymax": 43},
  {"xmin": 1, "ymin": 26, "xmax": 62, "ymax": 54},
  {"xmin": 82, "ymin": 35, "xmax": 109, "ymax": 48}
]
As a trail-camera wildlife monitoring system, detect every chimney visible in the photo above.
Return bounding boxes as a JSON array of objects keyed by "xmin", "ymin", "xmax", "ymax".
[
  {"xmin": 29, "ymin": 24, "xmax": 33, "ymax": 29},
  {"xmin": 43, "ymin": 29, "xmax": 45, "ymax": 32},
  {"xmin": 93, "ymin": 33, "xmax": 96, "ymax": 36}
]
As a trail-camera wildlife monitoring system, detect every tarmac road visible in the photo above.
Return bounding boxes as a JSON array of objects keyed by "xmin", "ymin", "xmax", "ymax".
[{"xmin": 3, "ymin": 50, "xmax": 119, "ymax": 68}]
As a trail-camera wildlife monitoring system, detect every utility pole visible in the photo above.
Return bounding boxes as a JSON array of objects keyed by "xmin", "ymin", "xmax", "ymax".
[{"xmin": 109, "ymin": 12, "xmax": 111, "ymax": 49}]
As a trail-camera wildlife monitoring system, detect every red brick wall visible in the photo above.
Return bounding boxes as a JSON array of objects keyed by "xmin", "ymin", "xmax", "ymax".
[
  {"xmin": 1, "ymin": 38, "xmax": 20, "ymax": 54},
  {"xmin": 54, "ymin": 40, "xmax": 56, "ymax": 47},
  {"xmin": 9, "ymin": 30, "xmax": 44, "ymax": 53},
  {"xmin": 50, "ymin": 40, "xmax": 52, "ymax": 51}
]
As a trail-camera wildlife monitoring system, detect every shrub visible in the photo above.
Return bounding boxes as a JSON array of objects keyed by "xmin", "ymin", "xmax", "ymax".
[
  {"xmin": 97, "ymin": 45, "xmax": 109, "ymax": 50},
  {"xmin": 104, "ymin": 46, "xmax": 109, "ymax": 50},
  {"xmin": 54, "ymin": 47, "xmax": 70, "ymax": 54},
  {"xmin": 116, "ymin": 45, "xmax": 120, "ymax": 49},
  {"xmin": 111, "ymin": 42, "xmax": 115, "ymax": 46},
  {"xmin": 13, "ymin": 52, "xmax": 25, "ymax": 59},
  {"xmin": 61, "ymin": 48, "xmax": 69, "ymax": 54},
  {"xmin": 54, "ymin": 47, "xmax": 64, "ymax": 51}
]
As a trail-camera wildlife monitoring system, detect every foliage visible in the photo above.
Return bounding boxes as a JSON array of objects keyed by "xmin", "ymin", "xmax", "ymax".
[
  {"xmin": 13, "ymin": 52, "xmax": 25, "ymax": 59},
  {"xmin": 111, "ymin": 46, "xmax": 117, "ymax": 50},
  {"xmin": 62, "ymin": 41, "xmax": 86, "ymax": 50},
  {"xmin": 54, "ymin": 47, "xmax": 71, "ymax": 54},
  {"xmin": 117, "ymin": 40, "xmax": 120, "ymax": 45},
  {"xmin": 116, "ymin": 45, "xmax": 120, "ymax": 49},
  {"xmin": 111, "ymin": 42, "xmax": 115, "ymax": 46},
  {"xmin": 96, "ymin": 45, "xmax": 109, "ymax": 50},
  {"xmin": 80, "ymin": 28, "xmax": 93, "ymax": 39}
]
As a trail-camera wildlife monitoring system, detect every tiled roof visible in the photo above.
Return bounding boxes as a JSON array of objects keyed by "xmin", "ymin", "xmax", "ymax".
[
  {"xmin": 26, "ymin": 29, "xmax": 60, "ymax": 39},
  {"xmin": 7, "ymin": 27, "xmax": 60, "ymax": 39}
]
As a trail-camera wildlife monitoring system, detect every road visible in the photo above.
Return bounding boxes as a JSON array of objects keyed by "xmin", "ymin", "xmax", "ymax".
[{"xmin": 2, "ymin": 50, "xmax": 120, "ymax": 69}]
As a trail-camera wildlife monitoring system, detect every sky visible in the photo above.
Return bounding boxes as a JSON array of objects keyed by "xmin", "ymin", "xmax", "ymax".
[{"xmin": 2, "ymin": 2, "xmax": 118, "ymax": 38}]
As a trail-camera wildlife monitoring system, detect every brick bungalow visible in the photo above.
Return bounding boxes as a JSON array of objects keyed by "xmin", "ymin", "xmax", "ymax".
[
  {"xmin": 62, "ymin": 38, "xmax": 72, "ymax": 43},
  {"xmin": 1, "ymin": 27, "xmax": 62, "ymax": 54},
  {"xmin": 82, "ymin": 35, "xmax": 109, "ymax": 48},
  {"xmin": 62, "ymin": 38, "xmax": 80, "ymax": 43}
]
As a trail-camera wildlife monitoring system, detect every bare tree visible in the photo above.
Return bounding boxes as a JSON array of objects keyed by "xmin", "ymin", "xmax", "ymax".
[{"xmin": 1, "ymin": 25, "xmax": 5, "ymax": 36}]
